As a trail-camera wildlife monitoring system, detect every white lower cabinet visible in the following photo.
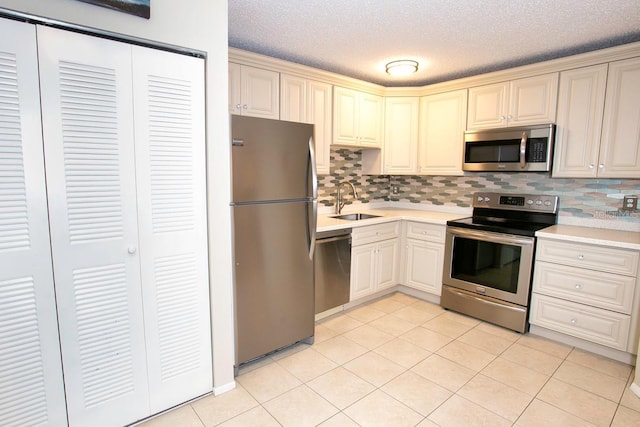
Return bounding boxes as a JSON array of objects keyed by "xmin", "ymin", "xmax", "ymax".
[
  {"xmin": 0, "ymin": 20, "xmax": 211, "ymax": 427},
  {"xmin": 350, "ymin": 223, "xmax": 400, "ymax": 300},
  {"xmin": 402, "ymin": 222, "xmax": 446, "ymax": 295},
  {"xmin": 531, "ymin": 238, "xmax": 640, "ymax": 352}
]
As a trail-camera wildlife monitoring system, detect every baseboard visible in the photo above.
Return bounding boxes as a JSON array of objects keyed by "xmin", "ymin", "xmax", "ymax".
[
  {"xmin": 631, "ymin": 382, "xmax": 640, "ymax": 398},
  {"xmin": 213, "ymin": 380, "xmax": 236, "ymax": 396}
]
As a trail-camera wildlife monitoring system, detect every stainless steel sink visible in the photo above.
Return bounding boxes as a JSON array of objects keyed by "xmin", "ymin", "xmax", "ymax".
[{"xmin": 331, "ymin": 213, "xmax": 381, "ymax": 221}]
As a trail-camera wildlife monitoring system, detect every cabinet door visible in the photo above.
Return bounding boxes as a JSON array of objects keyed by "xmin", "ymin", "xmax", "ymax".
[
  {"xmin": 333, "ymin": 86, "xmax": 358, "ymax": 145},
  {"xmin": 552, "ymin": 65, "xmax": 608, "ymax": 178},
  {"xmin": 508, "ymin": 73, "xmax": 558, "ymax": 126},
  {"xmin": 350, "ymin": 243, "xmax": 376, "ymax": 300},
  {"xmin": 38, "ymin": 26, "xmax": 150, "ymax": 427},
  {"xmin": 358, "ymin": 92, "xmax": 384, "ymax": 147},
  {"xmin": 228, "ymin": 62, "xmax": 242, "ymax": 114},
  {"xmin": 280, "ymin": 74, "xmax": 307, "ymax": 122},
  {"xmin": 404, "ymin": 239, "xmax": 444, "ymax": 295},
  {"xmin": 376, "ymin": 239, "xmax": 400, "ymax": 290},
  {"xmin": 307, "ymin": 80, "xmax": 333, "ymax": 175},
  {"xmin": 281, "ymin": 76, "xmax": 332, "ymax": 175},
  {"xmin": 599, "ymin": 57, "xmax": 640, "ymax": 178},
  {"xmin": 0, "ymin": 19, "xmax": 67, "ymax": 427},
  {"xmin": 384, "ymin": 97, "xmax": 419, "ymax": 174},
  {"xmin": 467, "ymin": 82, "xmax": 508, "ymax": 129},
  {"xmin": 132, "ymin": 46, "xmax": 212, "ymax": 413},
  {"xmin": 418, "ymin": 90, "xmax": 467, "ymax": 175},
  {"xmin": 240, "ymin": 65, "xmax": 279, "ymax": 119}
]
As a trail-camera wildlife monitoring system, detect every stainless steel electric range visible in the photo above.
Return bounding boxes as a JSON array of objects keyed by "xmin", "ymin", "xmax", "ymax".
[{"xmin": 441, "ymin": 192, "xmax": 559, "ymax": 333}]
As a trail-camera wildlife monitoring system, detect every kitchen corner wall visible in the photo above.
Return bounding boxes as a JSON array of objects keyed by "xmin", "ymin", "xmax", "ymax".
[{"xmin": 318, "ymin": 148, "xmax": 640, "ymax": 226}]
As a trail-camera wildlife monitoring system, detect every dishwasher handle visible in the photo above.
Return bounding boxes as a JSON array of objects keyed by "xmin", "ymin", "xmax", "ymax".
[{"xmin": 316, "ymin": 234, "xmax": 351, "ymax": 245}]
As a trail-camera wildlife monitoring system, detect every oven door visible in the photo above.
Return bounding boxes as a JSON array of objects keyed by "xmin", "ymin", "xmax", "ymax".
[{"xmin": 443, "ymin": 226, "xmax": 535, "ymax": 306}]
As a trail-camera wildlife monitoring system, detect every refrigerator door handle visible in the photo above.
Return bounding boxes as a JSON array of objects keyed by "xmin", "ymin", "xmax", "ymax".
[
  {"xmin": 309, "ymin": 200, "xmax": 317, "ymax": 260},
  {"xmin": 308, "ymin": 136, "xmax": 318, "ymax": 260},
  {"xmin": 308, "ymin": 136, "xmax": 318, "ymax": 199}
]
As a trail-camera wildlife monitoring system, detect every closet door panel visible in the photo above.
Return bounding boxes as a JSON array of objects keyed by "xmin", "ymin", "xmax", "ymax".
[
  {"xmin": 37, "ymin": 26, "xmax": 149, "ymax": 427},
  {"xmin": 132, "ymin": 46, "xmax": 212, "ymax": 411},
  {"xmin": 0, "ymin": 19, "xmax": 67, "ymax": 427}
]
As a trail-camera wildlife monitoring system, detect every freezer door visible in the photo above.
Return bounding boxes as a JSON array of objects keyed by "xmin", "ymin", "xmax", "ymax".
[
  {"xmin": 233, "ymin": 201, "xmax": 314, "ymax": 365},
  {"xmin": 231, "ymin": 115, "xmax": 315, "ymax": 203}
]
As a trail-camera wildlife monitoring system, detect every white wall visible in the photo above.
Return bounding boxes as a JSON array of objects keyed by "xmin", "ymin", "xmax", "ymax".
[{"xmin": 0, "ymin": 0, "xmax": 236, "ymax": 392}]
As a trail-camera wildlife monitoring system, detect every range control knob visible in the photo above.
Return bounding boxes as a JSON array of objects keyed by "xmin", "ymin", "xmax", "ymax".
[
  {"xmin": 484, "ymin": 196, "xmax": 491, "ymax": 202},
  {"xmin": 527, "ymin": 199, "xmax": 534, "ymax": 205},
  {"xmin": 477, "ymin": 196, "xmax": 484, "ymax": 202},
  {"xmin": 544, "ymin": 200, "xmax": 552, "ymax": 206},
  {"xmin": 535, "ymin": 200, "xmax": 543, "ymax": 205}
]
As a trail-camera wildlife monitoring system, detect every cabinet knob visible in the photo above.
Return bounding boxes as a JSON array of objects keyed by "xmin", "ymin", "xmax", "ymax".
[
  {"xmin": 242, "ymin": 104, "xmax": 248, "ymax": 109},
  {"xmin": 235, "ymin": 104, "xmax": 242, "ymax": 109},
  {"xmin": 570, "ymin": 318, "xmax": 577, "ymax": 325},
  {"xmin": 575, "ymin": 283, "xmax": 582, "ymax": 290},
  {"xmin": 588, "ymin": 164, "xmax": 594, "ymax": 169},
  {"xmin": 598, "ymin": 164, "xmax": 604, "ymax": 169},
  {"xmin": 577, "ymin": 254, "xmax": 584, "ymax": 260},
  {"xmin": 128, "ymin": 246, "xmax": 137, "ymax": 254},
  {"xmin": 500, "ymin": 115, "xmax": 506, "ymax": 120}
]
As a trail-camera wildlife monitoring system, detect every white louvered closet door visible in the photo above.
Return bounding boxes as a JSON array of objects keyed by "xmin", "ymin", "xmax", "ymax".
[
  {"xmin": 37, "ymin": 27, "xmax": 150, "ymax": 426},
  {"xmin": 131, "ymin": 47, "xmax": 211, "ymax": 411},
  {"xmin": 0, "ymin": 19, "xmax": 67, "ymax": 427}
]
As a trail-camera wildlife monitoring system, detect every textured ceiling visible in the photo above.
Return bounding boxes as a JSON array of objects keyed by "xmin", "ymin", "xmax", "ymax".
[{"xmin": 228, "ymin": 0, "xmax": 640, "ymax": 87}]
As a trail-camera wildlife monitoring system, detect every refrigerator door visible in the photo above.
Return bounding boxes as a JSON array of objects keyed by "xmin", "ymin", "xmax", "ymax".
[
  {"xmin": 231, "ymin": 115, "xmax": 315, "ymax": 203},
  {"xmin": 233, "ymin": 201, "xmax": 315, "ymax": 366}
]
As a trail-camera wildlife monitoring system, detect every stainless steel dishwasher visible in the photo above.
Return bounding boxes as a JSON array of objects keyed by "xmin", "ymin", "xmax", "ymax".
[{"xmin": 315, "ymin": 228, "xmax": 351, "ymax": 314}]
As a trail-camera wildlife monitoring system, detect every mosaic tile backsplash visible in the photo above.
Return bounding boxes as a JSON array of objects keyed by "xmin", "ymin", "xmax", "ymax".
[{"xmin": 318, "ymin": 148, "xmax": 640, "ymax": 226}]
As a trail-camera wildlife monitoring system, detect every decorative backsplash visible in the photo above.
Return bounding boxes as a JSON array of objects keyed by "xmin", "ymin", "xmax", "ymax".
[{"xmin": 318, "ymin": 148, "xmax": 640, "ymax": 226}]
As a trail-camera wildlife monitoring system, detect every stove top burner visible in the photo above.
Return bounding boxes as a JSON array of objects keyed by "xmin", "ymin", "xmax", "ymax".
[{"xmin": 447, "ymin": 192, "xmax": 559, "ymax": 237}]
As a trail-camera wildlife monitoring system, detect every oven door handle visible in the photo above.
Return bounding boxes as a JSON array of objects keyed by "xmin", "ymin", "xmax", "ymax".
[
  {"xmin": 447, "ymin": 226, "xmax": 534, "ymax": 246},
  {"xmin": 520, "ymin": 132, "xmax": 527, "ymax": 169}
]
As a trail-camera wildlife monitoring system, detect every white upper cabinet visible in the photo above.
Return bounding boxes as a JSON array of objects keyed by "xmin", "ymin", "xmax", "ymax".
[
  {"xmin": 229, "ymin": 62, "xmax": 279, "ymax": 119},
  {"xmin": 467, "ymin": 73, "xmax": 558, "ymax": 129},
  {"xmin": 552, "ymin": 64, "xmax": 608, "ymax": 178},
  {"xmin": 383, "ymin": 97, "xmax": 419, "ymax": 174},
  {"xmin": 553, "ymin": 58, "xmax": 640, "ymax": 178},
  {"xmin": 333, "ymin": 86, "xmax": 383, "ymax": 147},
  {"xmin": 0, "ymin": 19, "xmax": 67, "ymax": 427},
  {"xmin": 280, "ymin": 74, "xmax": 332, "ymax": 174},
  {"xmin": 418, "ymin": 89, "xmax": 468, "ymax": 175},
  {"xmin": 599, "ymin": 57, "xmax": 640, "ymax": 178}
]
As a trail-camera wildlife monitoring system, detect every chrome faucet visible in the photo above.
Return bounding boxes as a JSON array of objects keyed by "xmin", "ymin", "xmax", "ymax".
[{"xmin": 335, "ymin": 181, "xmax": 358, "ymax": 214}]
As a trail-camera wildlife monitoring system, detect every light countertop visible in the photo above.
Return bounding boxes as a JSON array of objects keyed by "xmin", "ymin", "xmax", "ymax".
[
  {"xmin": 536, "ymin": 224, "xmax": 640, "ymax": 251},
  {"xmin": 317, "ymin": 207, "xmax": 469, "ymax": 233}
]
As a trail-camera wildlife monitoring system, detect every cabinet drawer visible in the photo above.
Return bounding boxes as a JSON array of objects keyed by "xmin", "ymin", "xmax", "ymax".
[
  {"xmin": 530, "ymin": 294, "xmax": 630, "ymax": 351},
  {"xmin": 405, "ymin": 221, "xmax": 445, "ymax": 242},
  {"xmin": 536, "ymin": 239, "xmax": 639, "ymax": 276},
  {"xmin": 352, "ymin": 221, "xmax": 400, "ymax": 246},
  {"xmin": 533, "ymin": 261, "xmax": 635, "ymax": 314}
]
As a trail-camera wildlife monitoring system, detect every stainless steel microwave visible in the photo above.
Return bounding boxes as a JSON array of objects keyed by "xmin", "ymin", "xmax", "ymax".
[{"xmin": 463, "ymin": 124, "xmax": 555, "ymax": 172}]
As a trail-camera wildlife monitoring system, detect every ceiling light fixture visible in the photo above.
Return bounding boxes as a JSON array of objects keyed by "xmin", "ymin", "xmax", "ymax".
[{"xmin": 385, "ymin": 59, "xmax": 419, "ymax": 76}]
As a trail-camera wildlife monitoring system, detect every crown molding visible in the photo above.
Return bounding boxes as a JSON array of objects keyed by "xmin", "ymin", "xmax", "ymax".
[{"xmin": 231, "ymin": 41, "xmax": 640, "ymax": 97}]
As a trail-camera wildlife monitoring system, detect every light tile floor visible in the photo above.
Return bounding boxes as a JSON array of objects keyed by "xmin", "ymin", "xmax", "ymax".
[{"xmin": 141, "ymin": 292, "xmax": 640, "ymax": 426}]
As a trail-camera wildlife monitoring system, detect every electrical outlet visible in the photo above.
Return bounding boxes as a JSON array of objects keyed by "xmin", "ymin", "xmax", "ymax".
[
  {"xmin": 622, "ymin": 195, "xmax": 638, "ymax": 211},
  {"xmin": 391, "ymin": 185, "xmax": 399, "ymax": 195}
]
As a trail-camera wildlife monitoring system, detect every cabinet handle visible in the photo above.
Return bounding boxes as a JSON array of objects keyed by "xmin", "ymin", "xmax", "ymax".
[
  {"xmin": 577, "ymin": 254, "xmax": 584, "ymax": 260},
  {"xmin": 570, "ymin": 318, "xmax": 577, "ymax": 325}
]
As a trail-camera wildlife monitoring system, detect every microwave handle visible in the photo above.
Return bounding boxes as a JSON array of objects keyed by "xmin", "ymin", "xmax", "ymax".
[{"xmin": 519, "ymin": 132, "xmax": 527, "ymax": 169}]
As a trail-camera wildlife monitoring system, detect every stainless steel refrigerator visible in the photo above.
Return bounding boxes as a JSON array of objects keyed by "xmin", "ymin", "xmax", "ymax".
[{"xmin": 230, "ymin": 115, "xmax": 317, "ymax": 369}]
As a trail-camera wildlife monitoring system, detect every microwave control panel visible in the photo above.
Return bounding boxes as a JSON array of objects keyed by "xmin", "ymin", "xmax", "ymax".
[{"xmin": 473, "ymin": 192, "xmax": 558, "ymax": 213}]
